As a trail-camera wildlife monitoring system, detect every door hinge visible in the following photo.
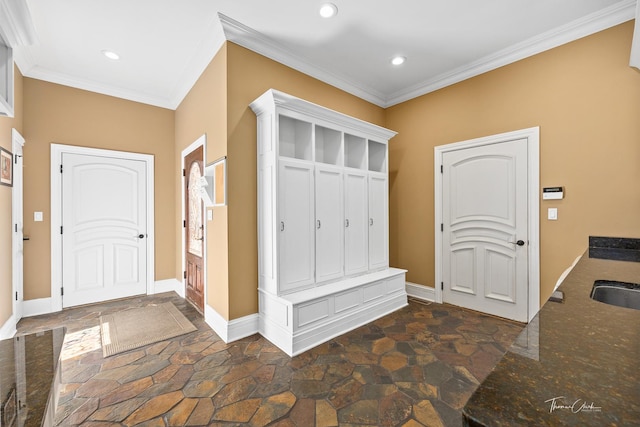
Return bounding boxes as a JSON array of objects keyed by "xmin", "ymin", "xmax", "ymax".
[
  {"xmin": 183, "ymin": 271, "xmax": 187, "ymax": 279},
  {"xmin": 60, "ymin": 164, "xmax": 63, "ymax": 173},
  {"xmin": 15, "ymin": 292, "xmax": 18, "ymax": 301},
  {"xmin": 14, "ymin": 224, "xmax": 17, "ymax": 232},
  {"xmin": 182, "ymin": 169, "xmax": 186, "ymax": 177},
  {"xmin": 183, "ymin": 220, "xmax": 186, "ymax": 228},
  {"xmin": 440, "ymin": 223, "xmax": 443, "ymax": 232},
  {"xmin": 440, "ymin": 165, "xmax": 443, "ymax": 174},
  {"xmin": 60, "ymin": 226, "xmax": 63, "ymax": 234},
  {"xmin": 441, "ymin": 282, "xmax": 444, "ymax": 290},
  {"xmin": 61, "ymin": 287, "xmax": 64, "ymax": 296}
]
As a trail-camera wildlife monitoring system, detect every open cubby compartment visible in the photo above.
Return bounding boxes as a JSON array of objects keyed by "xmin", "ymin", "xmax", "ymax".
[
  {"xmin": 315, "ymin": 125, "xmax": 342, "ymax": 165},
  {"xmin": 368, "ymin": 140, "xmax": 387, "ymax": 172},
  {"xmin": 279, "ymin": 115, "xmax": 313, "ymax": 160},
  {"xmin": 344, "ymin": 133, "xmax": 367, "ymax": 169}
]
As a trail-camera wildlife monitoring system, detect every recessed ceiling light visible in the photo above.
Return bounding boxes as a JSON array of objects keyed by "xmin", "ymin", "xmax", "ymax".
[
  {"xmin": 101, "ymin": 50, "xmax": 120, "ymax": 60},
  {"xmin": 391, "ymin": 56, "xmax": 406, "ymax": 66},
  {"xmin": 319, "ymin": 3, "xmax": 338, "ymax": 18}
]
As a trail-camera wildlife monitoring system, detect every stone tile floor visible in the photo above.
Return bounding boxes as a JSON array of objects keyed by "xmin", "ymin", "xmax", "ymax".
[{"xmin": 17, "ymin": 292, "xmax": 523, "ymax": 426}]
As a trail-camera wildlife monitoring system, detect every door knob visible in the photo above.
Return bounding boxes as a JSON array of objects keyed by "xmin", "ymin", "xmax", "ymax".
[
  {"xmin": 137, "ymin": 234, "xmax": 145, "ymax": 239},
  {"xmin": 510, "ymin": 239, "xmax": 525, "ymax": 246}
]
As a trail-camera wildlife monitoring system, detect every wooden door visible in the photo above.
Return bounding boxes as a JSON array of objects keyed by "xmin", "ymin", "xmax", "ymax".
[
  {"xmin": 61, "ymin": 153, "xmax": 147, "ymax": 307},
  {"xmin": 185, "ymin": 146, "xmax": 204, "ymax": 312},
  {"xmin": 442, "ymin": 138, "xmax": 529, "ymax": 322}
]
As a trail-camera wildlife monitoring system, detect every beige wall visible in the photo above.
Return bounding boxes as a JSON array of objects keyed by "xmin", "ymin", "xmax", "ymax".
[
  {"xmin": 225, "ymin": 42, "xmax": 385, "ymax": 319},
  {"xmin": 175, "ymin": 46, "xmax": 229, "ymax": 318},
  {"xmin": 0, "ymin": 66, "xmax": 23, "ymax": 326},
  {"xmin": 386, "ymin": 22, "xmax": 640, "ymax": 304},
  {"xmin": 22, "ymin": 79, "xmax": 176, "ymax": 300}
]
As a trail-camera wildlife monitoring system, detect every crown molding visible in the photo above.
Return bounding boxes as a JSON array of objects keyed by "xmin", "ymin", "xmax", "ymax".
[
  {"xmin": 14, "ymin": 13, "xmax": 226, "ymax": 110},
  {"xmin": 10, "ymin": 1, "xmax": 637, "ymax": 111},
  {"xmin": 218, "ymin": 13, "xmax": 388, "ymax": 107},
  {"xmin": 0, "ymin": 0, "xmax": 37, "ymax": 47},
  {"xmin": 383, "ymin": 0, "xmax": 637, "ymax": 107},
  {"xmin": 220, "ymin": 2, "xmax": 636, "ymax": 109},
  {"xmin": 21, "ymin": 64, "xmax": 176, "ymax": 109},
  {"xmin": 630, "ymin": 0, "xmax": 640, "ymax": 69}
]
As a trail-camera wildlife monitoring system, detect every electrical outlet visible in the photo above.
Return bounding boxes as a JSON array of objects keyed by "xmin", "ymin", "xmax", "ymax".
[{"xmin": 548, "ymin": 208, "xmax": 558, "ymax": 220}]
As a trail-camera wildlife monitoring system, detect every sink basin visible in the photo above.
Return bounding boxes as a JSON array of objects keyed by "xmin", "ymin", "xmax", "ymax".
[{"xmin": 590, "ymin": 280, "xmax": 640, "ymax": 311}]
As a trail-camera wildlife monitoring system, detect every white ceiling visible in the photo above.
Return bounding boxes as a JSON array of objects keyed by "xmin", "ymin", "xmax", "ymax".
[{"xmin": 8, "ymin": 0, "xmax": 637, "ymax": 109}]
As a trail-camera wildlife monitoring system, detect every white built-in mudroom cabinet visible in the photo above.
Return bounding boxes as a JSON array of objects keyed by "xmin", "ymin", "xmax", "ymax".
[{"xmin": 251, "ymin": 90, "xmax": 407, "ymax": 356}]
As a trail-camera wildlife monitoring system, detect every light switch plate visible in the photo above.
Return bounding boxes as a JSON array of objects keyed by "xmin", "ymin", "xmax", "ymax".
[
  {"xmin": 34, "ymin": 211, "xmax": 43, "ymax": 222},
  {"xmin": 548, "ymin": 208, "xmax": 558, "ymax": 220}
]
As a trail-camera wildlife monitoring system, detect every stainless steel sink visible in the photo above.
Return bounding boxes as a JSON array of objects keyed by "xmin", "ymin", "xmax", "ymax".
[{"xmin": 590, "ymin": 280, "xmax": 640, "ymax": 310}]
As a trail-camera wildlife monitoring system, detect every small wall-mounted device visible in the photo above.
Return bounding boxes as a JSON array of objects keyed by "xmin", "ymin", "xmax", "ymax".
[{"xmin": 543, "ymin": 187, "xmax": 564, "ymax": 200}]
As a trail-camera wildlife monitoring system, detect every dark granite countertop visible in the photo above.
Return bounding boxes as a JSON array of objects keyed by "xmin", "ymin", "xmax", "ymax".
[
  {"xmin": 463, "ymin": 249, "xmax": 640, "ymax": 427},
  {"xmin": 0, "ymin": 328, "xmax": 65, "ymax": 427}
]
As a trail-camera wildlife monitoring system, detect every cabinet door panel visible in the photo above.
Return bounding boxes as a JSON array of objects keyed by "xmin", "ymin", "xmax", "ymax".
[
  {"xmin": 368, "ymin": 174, "xmax": 388, "ymax": 270},
  {"xmin": 345, "ymin": 171, "xmax": 369, "ymax": 275},
  {"xmin": 279, "ymin": 161, "xmax": 315, "ymax": 292},
  {"xmin": 315, "ymin": 166, "xmax": 344, "ymax": 283}
]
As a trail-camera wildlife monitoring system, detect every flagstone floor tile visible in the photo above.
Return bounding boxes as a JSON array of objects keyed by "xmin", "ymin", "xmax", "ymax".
[{"xmin": 17, "ymin": 293, "xmax": 523, "ymax": 426}]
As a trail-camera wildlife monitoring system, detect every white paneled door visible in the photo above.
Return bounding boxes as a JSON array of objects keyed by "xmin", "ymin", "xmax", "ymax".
[
  {"xmin": 368, "ymin": 173, "xmax": 388, "ymax": 271},
  {"xmin": 442, "ymin": 138, "xmax": 529, "ymax": 322},
  {"xmin": 278, "ymin": 159, "xmax": 315, "ymax": 293},
  {"xmin": 344, "ymin": 170, "xmax": 369, "ymax": 276},
  {"xmin": 61, "ymin": 153, "xmax": 148, "ymax": 308},
  {"xmin": 315, "ymin": 165, "xmax": 344, "ymax": 283}
]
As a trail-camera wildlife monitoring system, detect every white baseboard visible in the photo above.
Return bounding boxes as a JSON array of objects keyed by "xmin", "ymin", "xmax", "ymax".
[
  {"xmin": 204, "ymin": 304, "xmax": 228, "ymax": 341},
  {"xmin": 24, "ymin": 297, "xmax": 53, "ymax": 317},
  {"xmin": 204, "ymin": 304, "xmax": 259, "ymax": 343},
  {"xmin": 0, "ymin": 314, "xmax": 16, "ymax": 339},
  {"xmin": 152, "ymin": 278, "xmax": 182, "ymax": 295},
  {"xmin": 406, "ymin": 282, "xmax": 437, "ymax": 302},
  {"xmin": 228, "ymin": 314, "xmax": 260, "ymax": 341}
]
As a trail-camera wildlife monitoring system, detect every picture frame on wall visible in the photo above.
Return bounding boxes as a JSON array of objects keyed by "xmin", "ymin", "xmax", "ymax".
[
  {"xmin": 205, "ymin": 156, "xmax": 227, "ymax": 207},
  {"xmin": 0, "ymin": 147, "xmax": 13, "ymax": 187}
]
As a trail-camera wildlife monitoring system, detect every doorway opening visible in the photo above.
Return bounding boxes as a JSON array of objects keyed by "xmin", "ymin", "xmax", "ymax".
[
  {"xmin": 182, "ymin": 135, "xmax": 206, "ymax": 314},
  {"xmin": 434, "ymin": 127, "xmax": 540, "ymax": 322},
  {"xmin": 51, "ymin": 144, "xmax": 155, "ymax": 311}
]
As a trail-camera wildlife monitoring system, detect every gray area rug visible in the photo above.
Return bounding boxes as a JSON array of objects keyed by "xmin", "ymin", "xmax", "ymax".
[{"xmin": 100, "ymin": 302, "xmax": 197, "ymax": 357}]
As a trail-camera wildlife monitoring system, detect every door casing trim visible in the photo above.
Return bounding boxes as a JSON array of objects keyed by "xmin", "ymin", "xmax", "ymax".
[
  {"xmin": 434, "ymin": 127, "xmax": 540, "ymax": 322},
  {"xmin": 51, "ymin": 144, "xmax": 155, "ymax": 311},
  {"xmin": 11, "ymin": 128, "xmax": 25, "ymax": 329}
]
